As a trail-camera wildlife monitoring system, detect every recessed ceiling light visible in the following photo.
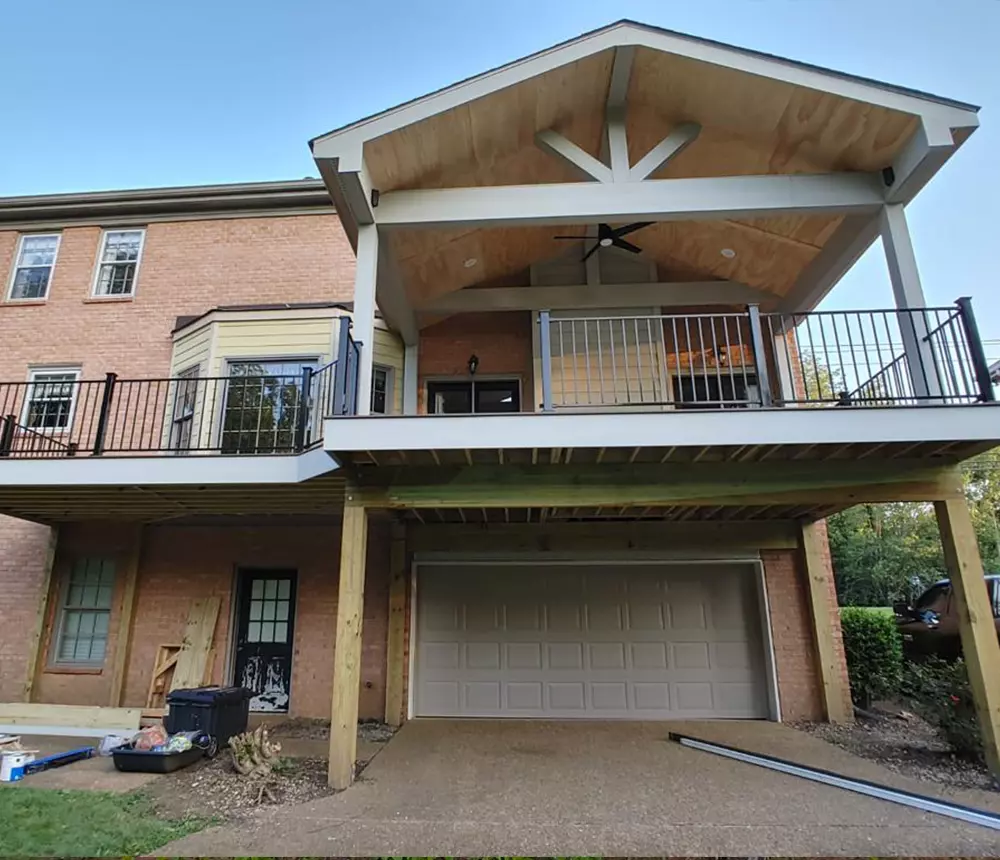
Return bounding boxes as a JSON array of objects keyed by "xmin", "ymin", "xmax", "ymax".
[
  {"xmin": 720, "ymin": 248, "xmax": 737, "ymax": 259},
  {"xmin": 463, "ymin": 257, "xmax": 478, "ymax": 268}
]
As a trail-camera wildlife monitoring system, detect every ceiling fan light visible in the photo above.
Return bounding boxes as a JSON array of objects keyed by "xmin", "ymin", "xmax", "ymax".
[
  {"xmin": 720, "ymin": 248, "xmax": 737, "ymax": 259},
  {"xmin": 599, "ymin": 237, "xmax": 614, "ymax": 247}
]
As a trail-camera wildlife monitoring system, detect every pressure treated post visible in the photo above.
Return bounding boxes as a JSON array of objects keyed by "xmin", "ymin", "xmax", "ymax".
[
  {"xmin": 328, "ymin": 490, "xmax": 369, "ymax": 789},
  {"xmin": 109, "ymin": 525, "xmax": 143, "ymax": 706},
  {"xmin": 23, "ymin": 527, "xmax": 59, "ymax": 702},
  {"xmin": 934, "ymin": 497, "xmax": 1000, "ymax": 780},
  {"xmin": 384, "ymin": 521, "xmax": 407, "ymax": 726},
  {"xmin": 799, "ymin": 520, "xmax": 850, "ymax": 722}
]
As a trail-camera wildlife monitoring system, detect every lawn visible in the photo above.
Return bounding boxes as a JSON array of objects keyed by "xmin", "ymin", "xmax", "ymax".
[{"xmin": 0, "ymin": 787, "xmax": 211, "ymax": 856}]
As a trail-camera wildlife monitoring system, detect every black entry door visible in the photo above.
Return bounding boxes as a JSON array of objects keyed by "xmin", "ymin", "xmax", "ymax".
[{"xmin": 233, "ymin": 569, "xmax": 297, "ymax": 712}]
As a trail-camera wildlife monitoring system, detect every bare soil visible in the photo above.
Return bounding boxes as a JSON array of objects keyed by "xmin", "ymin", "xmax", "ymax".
[
  {"xmin": 795, "ymin": 708, "xmax": 997, "ymax": 793},
  {"xmin": 145, "ymin": 719, "xmax": 396, "ymax": 823}
]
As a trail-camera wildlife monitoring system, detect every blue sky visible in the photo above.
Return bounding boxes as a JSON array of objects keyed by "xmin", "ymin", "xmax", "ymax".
[{"xmin": 2, "ymin": 0, "xmax": 997, "ymax": 352}]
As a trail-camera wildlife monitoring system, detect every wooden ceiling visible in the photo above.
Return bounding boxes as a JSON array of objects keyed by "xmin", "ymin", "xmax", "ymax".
[{"xmin": 365, "ymin": 46, "xmax": 921, "ymax": 314}]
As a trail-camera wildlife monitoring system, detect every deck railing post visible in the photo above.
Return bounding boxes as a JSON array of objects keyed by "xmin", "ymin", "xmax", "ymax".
[
  {"xmin": 746, "ymin": 305, "xmax": 773, "ymax": 407},
  {"xmin": 295, "ymin": 366, "xmax": 314, "ymax": 450},
  {"xmin": 332, "ymin": 317, "xmax": 351, "ymax": 416},
  {"xmin": 0, "ymin": 415, "xmax": 14, "ymax": 457},
  {"xmin": 539, "ymin": 309, "xmax": 554, "ymax": 412},
  {"xmin": 92, "ymin": 373, "xmax": 118, "ymax": 455},
  {"xmin": 956, "ymin": 297, "xmax": 996, "ymax": 403}
]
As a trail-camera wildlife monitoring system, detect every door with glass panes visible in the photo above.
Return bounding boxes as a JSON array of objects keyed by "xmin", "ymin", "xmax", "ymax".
[{"xmin": 233, "ymin": 569, "xmax": 297, "ymax": 712}]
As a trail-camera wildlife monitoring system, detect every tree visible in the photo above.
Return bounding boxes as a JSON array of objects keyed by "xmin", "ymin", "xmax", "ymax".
[{"xmin": 828, "ymin": 450, "xmax": 1000, "ymax": 606}]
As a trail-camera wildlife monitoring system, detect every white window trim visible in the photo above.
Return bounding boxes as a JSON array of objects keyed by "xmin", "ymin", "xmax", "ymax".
[
  {"xmin": 90, "ymin": 228, "xmax": 147, "ymax": 299},
  {"xmin": 21, "ymin": 366, "xmax": 82, "ymax": 435},
  {"xmin": 5, "ymin": 233, "xmax": 62, "ymax": 302},
  {"xmin": 372, "ymin": 363, "xmax": 395, "ymax": 415}
]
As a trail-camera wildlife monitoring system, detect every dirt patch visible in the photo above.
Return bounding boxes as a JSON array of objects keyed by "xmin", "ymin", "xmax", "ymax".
[
  {"xmin": 145, "ymin": 720, "xmax": 397, "ymax": 823},
  {"xmin": 795, "ymin": 710, "xmax": 997, "ymax": 793}
]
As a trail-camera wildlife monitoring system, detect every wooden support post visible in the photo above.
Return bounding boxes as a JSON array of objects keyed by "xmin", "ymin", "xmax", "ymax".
[
  {"xmin": 328, "ymin": 491, "xmax": 369, "ymax": 789},
  {"xmin": 109, "ymin": 526, "xmax": 143, "ymax": 706},
  {"xmin": 384, "ymin": 521, "xmax": 407, "ymax": 727},
  {"xmin": 934, "ymin": 497, "xmax": 1000, "ymax": 779},
  {"xmin": 23, "ymin": 526, "xmax": 59, "ymax": 702},
  {"xmin": 799, "ymin": 521, "xmax": 850, "ymax": 723}
]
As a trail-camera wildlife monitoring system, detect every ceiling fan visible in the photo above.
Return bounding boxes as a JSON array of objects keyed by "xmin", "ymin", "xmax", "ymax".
[{"xmin": 553, "ymin": 222, "xmax": 653, "ymax": 262}]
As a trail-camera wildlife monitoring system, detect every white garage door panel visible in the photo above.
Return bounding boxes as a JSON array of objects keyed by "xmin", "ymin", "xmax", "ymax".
[{"xmin": 414, "ymin": 562, "xmax": 769, "ymax": 719}]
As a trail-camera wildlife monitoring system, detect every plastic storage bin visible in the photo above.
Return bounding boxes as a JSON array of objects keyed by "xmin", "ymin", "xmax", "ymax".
[
  {"xmin": 111, "ymin": 746, "xmax": 204, "ymax": 773},
  {"xmin": 164, "ymin": 686, "xmax": 251, "ymax": 749}
]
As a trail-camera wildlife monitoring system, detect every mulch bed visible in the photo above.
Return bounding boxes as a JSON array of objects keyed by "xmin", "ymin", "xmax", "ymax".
[
  {"xmin": 146, "ymin": 719, "xmax": 397, "ymax": 823},
  {"xmin": 795, "ymin": 708, "xmax": 997, "ymax": 793}
]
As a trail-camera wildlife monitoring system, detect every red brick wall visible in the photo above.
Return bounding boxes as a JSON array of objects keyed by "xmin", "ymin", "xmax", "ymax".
[
  {"xmin": 417, "ymin": 311, "xmax": 535, "ymax": 412},
  {"xmin": 0, "ymin": 212, "xmax": 358, "ymax": 707},
  {"xmin": 762, "ymin": 527, "xmax": 850, "ymax": 722},
  {"xmin": 32, "ymin": 518, "xmax": 390, "ymax": 720}
]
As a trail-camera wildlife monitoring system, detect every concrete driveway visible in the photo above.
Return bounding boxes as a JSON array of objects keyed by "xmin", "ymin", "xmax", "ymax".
[{"xmin": 163, "ymin": 719, "xmax": 1000, "ymax": 856}]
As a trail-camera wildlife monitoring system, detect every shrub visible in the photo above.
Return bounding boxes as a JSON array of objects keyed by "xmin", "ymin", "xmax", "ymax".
[
  {"xmin": 902, "ymin": 657, "xmax": 982, "ymax": 761},
  {"xmin": 839, "ymin": 606, "xmax": 903, "ymax": 709}
]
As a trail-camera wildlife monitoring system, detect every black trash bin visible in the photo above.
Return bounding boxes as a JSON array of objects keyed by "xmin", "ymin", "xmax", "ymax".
[{"xmin": 164, "ymin": 686, "xmax": 251, "ymax": 751}]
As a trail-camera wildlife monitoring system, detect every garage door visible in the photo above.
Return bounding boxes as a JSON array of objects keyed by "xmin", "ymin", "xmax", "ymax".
[{"xmin": 413, "ymin": 562, "xmax": 771, "ymax": 719}]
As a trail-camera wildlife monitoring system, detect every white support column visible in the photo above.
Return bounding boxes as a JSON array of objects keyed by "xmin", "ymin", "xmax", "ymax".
[
  {"xmin": 353, "ymin": 224, "xmax": 379, "ymax": 415},
  {"xmin": 403, "ymin": 343, "xmax": 418, "ymax": 415},
  {"xmin": 880, "ymin": 204, "xmax": 940, "ymax": 399}
]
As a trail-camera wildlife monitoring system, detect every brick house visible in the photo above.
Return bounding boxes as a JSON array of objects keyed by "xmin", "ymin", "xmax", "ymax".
[{"xmin": 1, "ymin": 20, "xmax": 999, "ymax": 790}]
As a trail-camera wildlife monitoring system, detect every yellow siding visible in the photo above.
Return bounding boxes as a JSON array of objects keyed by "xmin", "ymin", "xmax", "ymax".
[
  {"xmin": 373, "ymin": 328, "xmax": 404, "ymax": 413},
  {"xmin": 209, "ymin": 318, "xmax": 336, "ymax": 375},
  {"xmin": 170, "ymin": 324, "xmax": 212, "ymax": 376}
]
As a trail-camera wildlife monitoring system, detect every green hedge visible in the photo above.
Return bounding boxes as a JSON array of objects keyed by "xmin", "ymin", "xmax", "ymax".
[{"xmin": 840, "ymin": 606, "xmax": 903, "ymax": 709}]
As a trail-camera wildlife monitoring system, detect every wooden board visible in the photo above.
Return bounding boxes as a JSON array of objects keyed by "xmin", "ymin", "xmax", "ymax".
[
  {"xmin": 146, "ymin": 644, "xmax": 182, "ymax": 708},
  {"xmin": 384, "ymin": 522, "xmax": 407, "ymax": 727},
  {"xmin": 22, "ymin": 527, "xmax": 59, "ymax": 702},
  {"xmin": 109, "ymin": 527, "xmax": 143, "ymax": 707},
  {"xmin": 0, "ymin": 704, "xmax": 141, "ymax": 734},
  {"xmin": 171, "ymin": 598, "xmax": 221, "ymax": 691}
]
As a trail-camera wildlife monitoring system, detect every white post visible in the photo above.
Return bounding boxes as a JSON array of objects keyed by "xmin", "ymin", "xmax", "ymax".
[
  {"xmin": 880, "ymin": 204, "xmax": 940, "ymax": 400},
  {"xmin": 403, "ymin": 343, "xmax": 418, "ymax": 415},
  {"xmin": 353, "ymin": 224, "xmax": 379, "ymax": 415}
]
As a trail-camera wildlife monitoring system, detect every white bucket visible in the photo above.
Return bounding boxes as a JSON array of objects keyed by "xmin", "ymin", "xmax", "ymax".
[{"xmin": 0, "ymin": 752, "xmax": 34, "ymax": 782}]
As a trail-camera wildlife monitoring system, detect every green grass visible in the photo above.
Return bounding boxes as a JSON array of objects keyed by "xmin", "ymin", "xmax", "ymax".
[{"xmin": 0, "ymin": 787, "xmax": 211, "ymax": 856}]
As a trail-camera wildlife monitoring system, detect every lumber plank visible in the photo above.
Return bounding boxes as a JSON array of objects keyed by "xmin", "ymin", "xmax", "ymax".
[
  {"xmin": 935, "ymin": 498, "xmax": 1000, "ymax": 780},
  {"xmin": 384, "ymin": 522, "xmax": 407, "ymax": 727},
  {"xmin": 109, "ymin": 526, "xmax": 143, "ymax": 706},
  {"xmin": 0, "ymin": 703, "xmax": 141, "ymax": 733},
  {"xmin": 329, "ymin": 493, "xmax": 368, "ymax": 789},
  {"xmin": 799, "ymin": 521, "xmax": 851, "ymax": 723},
  {"xmin": 22, "ymin": 527, "xmax": 59, "ymax": 702},
  {"xmin": 171, "ymin": 598, "xmax": 221, "ymax": 691}
]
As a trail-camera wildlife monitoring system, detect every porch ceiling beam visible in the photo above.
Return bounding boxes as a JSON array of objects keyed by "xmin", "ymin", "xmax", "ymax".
[
  {"xmin": 884, "ymin": 118, "xmax": 959, "ymax": 205},
  {"xmin": 603, "ymin": 47, "xmax": 634, "ymax": 181},
  {"xmin": 418, "ymin": 280, "xmax": 771, "ymax": 314},
  {"xmin": 535, "ymin": 130, "xmax": 613, "ymax": 183},
  {"xmin": 374, "ymin": 172, "xmax": 885, "ymax": 230},
  {"xmin": 629, "ymin": 123, "xmax": 702, "ymax": 181},
  {"xmin": 356, "ymin": 461, "xmax": 963, "ymax": 509}
]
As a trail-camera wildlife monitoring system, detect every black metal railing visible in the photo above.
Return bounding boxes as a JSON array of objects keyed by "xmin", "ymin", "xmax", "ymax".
[
  {"xmin": 0, "ymin": 317, "xmax": 361, "ymax": 459},
  {"xmin": 538, "ymin": 299, "xmax": 995, "ymax": 411}
]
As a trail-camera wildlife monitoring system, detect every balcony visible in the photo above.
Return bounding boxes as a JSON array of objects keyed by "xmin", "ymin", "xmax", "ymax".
[{"xmin": 0, "ymin": 303, "xmax": 996, "ymax": 466}]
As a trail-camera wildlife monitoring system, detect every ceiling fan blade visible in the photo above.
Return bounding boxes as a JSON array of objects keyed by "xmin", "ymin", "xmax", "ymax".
[
  {"xmin": 612, "ymin": 221, "xmax": 654, "ymax": 238},
  {"xmin": 613, "ymin": 238, "xmax": 643, "ymax": 254},
  {"xmin": 581, "ymin": 243, "xmax": 600, "ymax": 263}
]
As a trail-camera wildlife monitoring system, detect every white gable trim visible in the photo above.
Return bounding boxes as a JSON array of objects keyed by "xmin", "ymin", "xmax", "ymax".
[{"xmin": 311, "ymin": 21, "xmax": 979, "ymax": 161}]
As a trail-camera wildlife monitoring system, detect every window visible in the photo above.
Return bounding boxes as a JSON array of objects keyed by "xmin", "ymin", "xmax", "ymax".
[
  {"xmin": 427, "ymin": 379, "xmax": 520, "ymax": 414},
  {"xmin": 221, "ymin": 359, "xmax": 315, "ymax": 453},
  {"xmin": 93, "ymin": 229, "xmax": 145, "ymax": 296},
  {"xmin": 53, "ymin": 558, "xmax": 115, "ymax": 665},
  {"xmin": 7, "ymin": 234, "xmax": 60, "ymax": 301},
  {"xmin": 23, "ymin": 368, "xmax": 80, "ymax": 431},
  {"xmin": 372, "ymin": 365, "xmax": 393, "ymax": 414},
  {"xmin": 673, "ymin": 373, "xmax": 759, "ymax": 409},
  {"xmin": 169, "ymin": 366, "xmax": 200, "ymax": 450}
]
